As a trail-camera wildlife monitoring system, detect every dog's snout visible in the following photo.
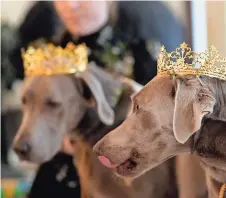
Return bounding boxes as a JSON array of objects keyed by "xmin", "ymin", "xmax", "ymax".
[
  {"xmin": 93, "ymin": 140, "xmax": 103, "ymax": 156},
  {"xmin": 13, "ymin": 136, "xmax": 31, "ymax": 159}
]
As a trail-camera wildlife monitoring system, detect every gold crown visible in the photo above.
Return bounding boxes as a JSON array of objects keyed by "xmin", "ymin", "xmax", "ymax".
[
  {"xmin": 157, "ymin": 42, "xmax": 226, "ymax": 81},
  {"xmin": 22, "ymin": 42, "xmax": 88, "ymax": 76}
]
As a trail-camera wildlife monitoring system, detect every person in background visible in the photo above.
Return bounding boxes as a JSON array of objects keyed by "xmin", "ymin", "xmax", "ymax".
[
  {"xmin": 12, "ymin": 1, "xmax": 185, "ymax": 85},
  {"xmin": 54, "ymin": 1, "xmax": 185, "ymax": 85}
]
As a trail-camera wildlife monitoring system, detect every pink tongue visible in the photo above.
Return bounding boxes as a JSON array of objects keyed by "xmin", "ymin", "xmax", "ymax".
[{"xmin": 98, "ymin": 156, "xmax": 118, "ymax": 168}]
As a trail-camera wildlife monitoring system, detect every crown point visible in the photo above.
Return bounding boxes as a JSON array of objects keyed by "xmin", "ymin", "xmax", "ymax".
[
  {"xmin": 22, "ymin": 42, "xmax": 88, "ymax": 76},
  {"xmin": 157, "ymin": 42, "xmax": 226, "ymax": 81},
  {"xmin": 160, "ymin": 45, "xmax": 166, "ymax": 52},
  {"xmin": 180, "ymin": 42, "xmax": 188, "ymax": 48}
]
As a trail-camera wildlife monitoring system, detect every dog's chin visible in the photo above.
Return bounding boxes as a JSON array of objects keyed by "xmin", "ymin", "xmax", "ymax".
[
  {"xmin": 8, "ymin": 148, "xmax": 38, "ymax": 171},
  {"xmin": 114, "ymin": 157, "xmax": 173, "ymax": 179},
  {"xmin": 114, "ymin": 161, "xmax": 150, "ymax": 179},
  {"xmin": 24, "ymin": 152, "xmax": 56, "ymax": 164},
  {"xmin": 19, "ymin": 155, "xmax": 43, "ymax": 164},
  {"xmin": 30, "ymin": 156, "xmax": 48, "ymax": 164}
]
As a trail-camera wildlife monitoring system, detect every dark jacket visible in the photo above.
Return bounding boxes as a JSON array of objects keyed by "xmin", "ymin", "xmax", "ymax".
[{"xmin": 28, "ymin": 152, "xmax": 80, "ymax": 198}]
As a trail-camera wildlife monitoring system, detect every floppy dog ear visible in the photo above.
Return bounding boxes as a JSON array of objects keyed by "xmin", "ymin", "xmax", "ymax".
[
  {"xmin": 75, "ymin": 63, "xmax": 122, "ymax": 125},
  {"xmin": 173, "ymin": 77, "xmax": 216, "ymax": 144},
  {"xmin": 77, "ymin": 70, "xmax": 115, "ymax": 125}
]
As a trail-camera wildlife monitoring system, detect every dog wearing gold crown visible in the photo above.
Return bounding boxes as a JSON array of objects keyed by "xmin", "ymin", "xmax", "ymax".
[
  {"xmin": 94, "ymin": 43, "xmax": 226, "ymax": 198},
  {"xmin": 12, "ymin": 42, "xmax": 182, "ymax": 198}
]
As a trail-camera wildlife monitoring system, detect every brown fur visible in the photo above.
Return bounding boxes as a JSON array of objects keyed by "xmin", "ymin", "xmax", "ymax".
[
  {"xmin": 74, "ymin": 137, "xmax": 92, "ymax": 198},
  {"xmin": 176, "ymin": 155, "xmax": 207, "ymax": 198},
  {"xmin": 74, "ymin": 136, "xmax": 134, "ymax": 198},
  {"xmin": 94, "ymin": 75, "xmax": 226, "ymax": 197}
]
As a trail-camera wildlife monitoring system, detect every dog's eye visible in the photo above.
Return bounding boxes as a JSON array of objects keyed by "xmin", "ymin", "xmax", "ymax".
[
  {"xmin": 21, "ymin": 97, "xmax": 27, "ymax": 105},
  {"xmin": 45, "ymin": 99, "xmax": 60, "ymax": 108},
  {"xmin": 133, "ymin": 103, "xmax": 139, "ymax": 112},
  {"xmin": 170, "ymin": 86, "xmax": 176, "ymax": 98}
]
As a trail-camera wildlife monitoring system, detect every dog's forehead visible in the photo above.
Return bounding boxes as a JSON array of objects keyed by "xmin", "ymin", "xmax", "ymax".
[
  {"xmin": 22, "ymin": 75, "xmax": 77, "ymax": 100},
  {"xmin": 132, "ymin": 75, "xmax": 173, "ymax": 104},
  {"xmin": 50, "ymin": 75, "xmax": 79, "ymax": 98},
  {"xmin": 22, "ymin": 76, "xmax": 50, "ymax": 97}
]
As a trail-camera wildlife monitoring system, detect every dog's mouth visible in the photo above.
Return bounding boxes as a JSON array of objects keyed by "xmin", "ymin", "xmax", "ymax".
[
  {"xmin": 98, "ymin": 151, "xmax": 139, "ymax": 176},
  {"xmin": 116, "ymin": 157, "xmax": 138, "ymax": 176}
]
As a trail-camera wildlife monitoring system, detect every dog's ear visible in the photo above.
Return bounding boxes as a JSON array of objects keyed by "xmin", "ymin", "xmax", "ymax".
[
  {"xmin": 173, "ymin": 77, "xmax": 216, "ymax": 144},
  {"xmin": 77, "ymin": 70, "xmax": 114, "ymax": 125},
  {"xmin": 194, "ymin": 118, "xmax": 226, "ymax": 157},
  {"xmin": 75, "ymin": 63, "xmax": 122, "ymax": 125}
]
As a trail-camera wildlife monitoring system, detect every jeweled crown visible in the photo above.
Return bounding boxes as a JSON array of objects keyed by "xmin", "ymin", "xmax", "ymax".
[
  {"xmin": 157, "ymin": 42, "xmax": 226, "ymax": 81},
  {"xmin": 22, "ymin": 42, "xmax": 88, "ymax": 76}
]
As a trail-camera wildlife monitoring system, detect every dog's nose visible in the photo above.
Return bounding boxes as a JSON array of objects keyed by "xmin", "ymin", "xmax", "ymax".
[{"xmin": 13, "ymin": 138, "xmax": 31, "ymax": 159}]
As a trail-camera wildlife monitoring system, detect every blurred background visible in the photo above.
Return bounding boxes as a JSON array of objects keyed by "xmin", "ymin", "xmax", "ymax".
[{"xmin": 1, "ymin": 1, "xmax": 226, "ymax": 197}]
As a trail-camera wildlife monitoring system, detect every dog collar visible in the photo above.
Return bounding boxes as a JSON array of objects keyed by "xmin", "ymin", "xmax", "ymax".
[{"xmin": 219, "ymin": 183, "xmax": 226, "ymax": 198}]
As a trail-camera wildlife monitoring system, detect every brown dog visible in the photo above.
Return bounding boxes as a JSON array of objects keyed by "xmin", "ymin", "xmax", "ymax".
[
  {"xmin": 13, "ymin": 64, "xmax": 178, "ymax": 198},
  {"xmin": 94, "ymin": 75, "xmax": 226, "ymax": 197}
]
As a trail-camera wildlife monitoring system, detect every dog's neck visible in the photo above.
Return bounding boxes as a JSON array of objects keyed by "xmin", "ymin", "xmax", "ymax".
[
  {"xmin": 76, "ymin": 79, "xmax": 134, "ymax": 146},
  {"xmin": 190, "ymin": 118, "xmax": 226, "ymax": 197},
  {"xmin": 73, "ymin": 80, "xmax": 138, "ymax": 198},
  {"xmin": 204, "ymin": 77, "xmax": 226, "ymax": 121},
  {"xmin": 202, "ymin": 78, "xmax": 226, "ymax": 197}
]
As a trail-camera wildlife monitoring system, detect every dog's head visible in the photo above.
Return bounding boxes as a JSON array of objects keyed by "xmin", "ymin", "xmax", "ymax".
[
  {"xmin": 13, "ymin": 64, "xmax": 122, "ymax": 163},
  {"xmin": 94, "ymin": 75, "xmax": 222, "ymax": 178}
]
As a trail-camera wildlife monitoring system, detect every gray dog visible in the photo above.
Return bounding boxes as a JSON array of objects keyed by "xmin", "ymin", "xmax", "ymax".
[
  {"xmin": 13, "ymin": 64, "xmax": 182, "ymax": 198},
  {"xmin": 94, "ymin": 75, "xmax": 226, "ymax": 198}
]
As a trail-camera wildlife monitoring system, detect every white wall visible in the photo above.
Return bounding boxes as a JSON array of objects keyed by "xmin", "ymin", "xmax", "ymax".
[
  {"xmin": 1, "ymin": 1, "xmax": 34, "ymax": 26},
  {"xmin": 190, "ymin": 0, "xmax": 208, "ymax": 53}
]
